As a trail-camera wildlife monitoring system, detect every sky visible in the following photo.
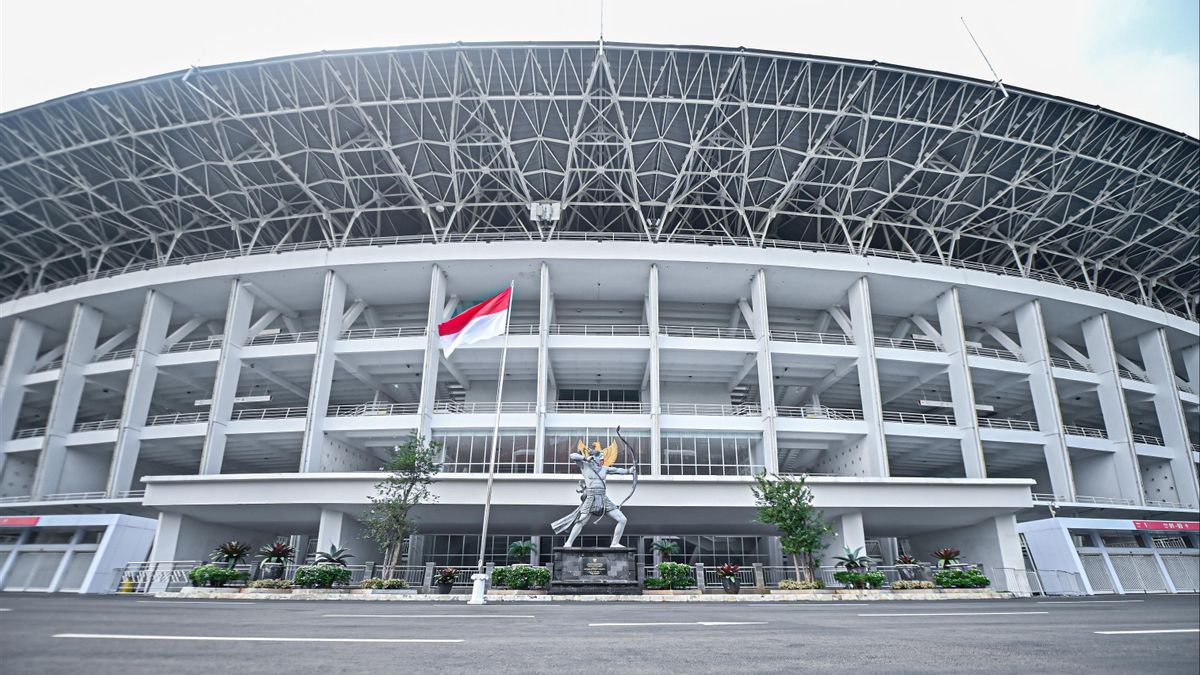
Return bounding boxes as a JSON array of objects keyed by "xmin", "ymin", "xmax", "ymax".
[{"xmin": 1, "ymin": 0, "xmax": 1197, "ymax": 137}]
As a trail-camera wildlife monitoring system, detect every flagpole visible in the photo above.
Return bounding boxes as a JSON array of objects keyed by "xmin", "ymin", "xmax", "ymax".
[{"xmin": 475, "ymin": 280, "xmax": 514, "ymax": 576}]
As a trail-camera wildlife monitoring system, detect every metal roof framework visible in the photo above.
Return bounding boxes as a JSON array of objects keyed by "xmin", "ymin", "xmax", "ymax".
[{"xmin": 0, "ymin": 42, "xmax": 1196, "ymax": 317}]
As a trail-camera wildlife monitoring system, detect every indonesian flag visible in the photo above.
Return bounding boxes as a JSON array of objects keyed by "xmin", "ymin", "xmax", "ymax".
[{"xmin": 438, "ymin": 287, "xmax": 512, "ymax": 357}]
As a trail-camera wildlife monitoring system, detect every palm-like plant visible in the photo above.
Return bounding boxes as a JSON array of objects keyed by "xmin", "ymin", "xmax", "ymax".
[
  {"xmin": 651, "ymin": 539, "xmax": 680, "ymax": 562},
  {"xmin": 315, "ymin": 544, "xmax": 354, "ymax": 566},
  {"xmin": 507, "ymin": 539, "xmax": 535, "ymax": 563},
  {"xmin": 896, "ymin": 554, "xmax": 919, "ymax": 565},
  {"xmin": 933, "ymin": 547, "xmax": 961, "ymax": 568},
  {"xmin": 258, "ymin": 542, "xmax": 295, "ymax": 565},
  {"xmin": 210, "ymin": 541, "xmax": 252, "ymax": 569},
  {"xmin": 832, "ymin": 546, "xmax": 873, "ymax": 571}
]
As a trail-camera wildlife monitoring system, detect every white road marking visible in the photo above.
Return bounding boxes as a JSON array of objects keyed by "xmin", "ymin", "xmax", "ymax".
[
  {"xmin": 136, "ymin": 600, "xmax": 257, "ymax": 606},
  {"xmin": 324, "ymin": 614, "xmax": 535, "ymax": 619},
  {"xmin": 588, "ymin": 621, "xmax": 767, "ymax": 627},
  {"xmin": 54, "ymin": 633, "xmax": 461, "ymax": 644},
  {"xmin": 1099, "ymin": 624, "xmax": 1200, "ymax": 629},
  {"xmin": 857, "ymin": 611, "xmax": 1049, "ymax": 617},
  {"xmin": 0, "ymin": 608, "xmax": 10, "ymax": 612},
  {"xmin": 1038, "ymin": 600, "xmax": 1145, "ymax": 604}
]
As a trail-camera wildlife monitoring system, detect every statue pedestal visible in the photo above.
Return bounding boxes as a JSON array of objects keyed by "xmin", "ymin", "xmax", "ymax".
[{"xmin": 551, "ymin": 546, "xmax": 641, "ymax": 595}]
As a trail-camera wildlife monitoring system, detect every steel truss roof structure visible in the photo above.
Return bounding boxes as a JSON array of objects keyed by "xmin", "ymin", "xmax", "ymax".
[{"xmin": 1, "ymin": 42, "xmax": 1196, "ymax": 317}]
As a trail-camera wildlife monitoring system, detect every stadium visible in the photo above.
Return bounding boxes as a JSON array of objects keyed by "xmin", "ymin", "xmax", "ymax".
[{"xmin": 0, "ymin": 42, "xmax": 1196, "ymax": 596}]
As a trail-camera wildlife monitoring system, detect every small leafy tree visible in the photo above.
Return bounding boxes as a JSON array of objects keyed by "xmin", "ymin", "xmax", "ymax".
[
  {"xmin": 364, "ymin": 435, "xmax": 442, "ymax": 578},
  {"xmin": 651, "ymin": 538, "xmax": 680, "ymax": 562},
  {"xmin": 507, "ymin": 539, "xmax": 535, "ymax": 564},
  {"xmin": 752, "ymin": 473, "xmax": 833, "ymax": 582},
  {"xmin": 210, "ymin": 541, "xmax": 252, "ymax": 569}
]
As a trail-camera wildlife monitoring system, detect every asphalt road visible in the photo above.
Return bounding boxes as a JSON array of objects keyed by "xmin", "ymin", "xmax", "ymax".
[{"xmin": 0, "ymin": 593, "xmax": 1197, "ymax": 674}]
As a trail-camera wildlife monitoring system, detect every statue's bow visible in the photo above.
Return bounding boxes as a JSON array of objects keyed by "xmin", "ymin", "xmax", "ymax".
[{"xmin": 614, "ymin": 426, "xmax": 639, "ymax": 508}]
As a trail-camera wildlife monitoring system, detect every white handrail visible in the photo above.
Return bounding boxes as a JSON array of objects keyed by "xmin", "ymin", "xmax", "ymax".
[
  {"xmin": 881, "ymin": 410, "xmax": 955, "ymax": 425},
  {"xmin": 245, "ymin": 331, "xmax": 320, "ymax": 346},
  {"xmin": 231, "ymin": 407, "xmax": 308, "ymax": 421},
  {"xmin": 660, "ymin": 325, "xmax": 754, "ymax": 340},
  {"xmin": 72, "ymin": 419, "xmax": 120, "ymax": 432},
  {"xmin": 966, "ymin": 345, "xmax": 1022, "ymax": 361},
  {"xmin": 164, "ymin": 338, "xmax": 223, "ymax": 353},
  {"xmin": 433, "ymin": 401, "xmax": 538, "ymax": 414},
  {"xmin": 338, "ymin": 326, "xmax": 427, "ymax": 340},
  {"xmin": 776, "ymin": 406, "xmax": 864, "ymax": 420},
  {"xmin": 1131, "ymin": 433, "xmax": 1164, "ymax": 446},
  {"xmin": 12, "ymin": 426, "xmax": 46, "ymax": 438},
  {"xmin": 874, "ymin": 337, "xmax": 942, "ymax": 351},
  {"xmin": 547, "ymin": 324, "xmax": 649, "ymax": 336},
  {"xmin": 768, "ymin": 330, "xmax": 853, "ymax": 345},
  {"xmin": 977, "ymin": 417, "xmax": 1038, "ymax": 431},
  {"xmin": 145, "ymin": 412, "xmax": 209, "ymax": 425},
  {"xmin": 94, "ymin": 348, "xmax": 135, "ymax": 362},
  {"xmin": 1050, "ymin": 357, "xmax": 1092, "ymax": 372},
  {"xmin": 549, "ymin": 401, "xmax": 650, "ymax": 414},
  {"xmin": 327, "ymin": 402, "xmax": 420, "ymax": 416},
  {"xmin": 1063, "ymin": 425, "xmax": 1107, "ymax": 439},
  {"xmin": 661, "ymin": 403, "xmax": 761, "ymax": 416},
  {"xmin": 1118, "ymin": 368, "xmax": 1148, "ymax": 383}
]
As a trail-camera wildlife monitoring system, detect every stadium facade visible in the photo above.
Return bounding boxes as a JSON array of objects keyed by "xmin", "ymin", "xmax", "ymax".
[{"xmin": 0, "ymin": 43, "xmax": 1197, "ymax": 595}]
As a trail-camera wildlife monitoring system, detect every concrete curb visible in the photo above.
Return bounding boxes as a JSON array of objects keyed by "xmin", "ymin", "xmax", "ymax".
[{"xmin": 161, "ymin": 588, "xmax": 1014, "ymax": 602}]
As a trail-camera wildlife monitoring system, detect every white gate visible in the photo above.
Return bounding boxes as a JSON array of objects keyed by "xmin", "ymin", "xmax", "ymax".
[
  {"xmin": 1160, "ymin": 553, "xmax": 1200, "ymax": 592},
  {"xmin": 1108, "ymin": 554, "xmax": 1167, "ymax": 593},
  {"xmin": 1078, "ymin": 553, "xmax": 1115, "ymax": 593}
]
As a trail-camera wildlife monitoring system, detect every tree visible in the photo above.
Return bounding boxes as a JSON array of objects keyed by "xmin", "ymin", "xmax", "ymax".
[
  {"xmin": 751, "ymin": 473, "xmax": 833, "ymax": 582},
  {"xmin": 364, "ymin": 435, "xmax": 442, "ymax": 578}
]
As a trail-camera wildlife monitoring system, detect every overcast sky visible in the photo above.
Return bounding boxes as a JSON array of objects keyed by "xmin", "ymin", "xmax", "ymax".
[{"xmin": 2, "ymin": 0, "xmax": 1197, "ymax": 136}]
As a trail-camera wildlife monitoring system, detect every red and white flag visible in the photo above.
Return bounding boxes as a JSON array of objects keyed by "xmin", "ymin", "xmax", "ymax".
[{"xmin": 437, "ymin": 287, "xmax": 512, "ymax": 357}]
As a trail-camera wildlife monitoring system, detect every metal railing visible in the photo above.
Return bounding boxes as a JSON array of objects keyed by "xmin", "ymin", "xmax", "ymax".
[
  {"xmin": 94, "ymin": 348, "xmax": 135, "ymax": 362},
  {"xmin": 966, "ymin": 345, "xmax": 1022, "ymax": 361},
  {"xmin": 327, "ymin": 402, "xmax": 420, "ymax": 416},
  {"xmin": 882, "ymin": 410, "xmax": 955, "ymax": 425},
  {"xmin": 1026, "ymin": 568, "xmax": 1087, "ymax": 596},
  {"xmin": 164, "ymin": 338, "xmax": 223, "ymax": 353},
  {"xmin": 1132, "ymin": 433, "xmax": 1165, "ymax": 446},
  {"xmin": 72, "ymin": 419, "xmax": 120, "ymax": 432},
  {"xmin": 0, "ymin": 495, "xmax": 32, "ymax": 503},
  {"xmin": 1145, "ymin": 499, "xmax": 1194, "ymax": 509},
  {"xmin": 660, "ymin": 325, "xmax": 754, "ymax": 340},
  {"xmin": 115, "ymin": 489, "xmax": 147, "ymax": 499},
  {"xmin": 874, "ymin": 336, "xmax": 941, "ymax": 351},
  {"xmin": 1063, "ymin": 425, "xmax": 1107, "ymax": 438},
  {"xmin": 433, "ymin": 401, "xmax": 538, "ymax": 414},
  {"xmin": 338, "ymin": 326, "xmax": 427, "ymax": 340},
  {"xmin": 34, "ymin": 359, "xmax": 63, "ymax": 372},
  {"xmin": 1031, "ymin": 493, "xmax": 1069, "ymax": 503},
  {"xmin": 12, "ymin": 231, "xmax": 1189, "ymax": 321},
  {"xmin": 549, "ymin": 401, "xmax": 651, "ymax": 414},
  {"xmin": 769, "ymin": 330, "xmax": 854, "ymax": 345},
  {"xmin": 1050, "ymin": 356, "xmax": 1092, "ymax": 372},
  {"xmin": 1074, "ymin": 494, "xmax": 1137, "ymax": 506},
  {"xmin": 1118, "ymin": 368, "xmax": 1149, "ymax": 383},
  {"xmin": 660, "ymin": 403, "xmax": 761, "ymax": 416},
  {"xmin": 246, "ymin": 331, "xmax": 320, "ymax": 346},
  {"xmin": 145, "ymin": 411, "xmax": 209, "ymax": 426},
  {"xmin": 12, "ymin": 426, "xmax": 46, "ymax": 439},
  {"xmin": 977, "ymin": 417, "xmax": 1038, "ymax": 431},
  {"xmin": 548, "ymin": 324, "xmax": 649, "ymax": 336},
  {"xmin": 231, "ymin": 407, "xmax": 308, "ymax": 421},
  {"xmin": 776, "ymin": 406, "xmax": 864, "ymax": 420},
  {"xmin": 42, "ymin": 491, "xmax": 108, "ymax": 501}
]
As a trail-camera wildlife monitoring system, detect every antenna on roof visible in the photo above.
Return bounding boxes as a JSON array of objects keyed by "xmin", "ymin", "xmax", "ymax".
[
  {"xmin": 960, "ymin": 16, "xmax": 1009, "ymax": 98},
  {"xmin": 599, "ymin": 0, "xmax": 606, "ymax": 52}
]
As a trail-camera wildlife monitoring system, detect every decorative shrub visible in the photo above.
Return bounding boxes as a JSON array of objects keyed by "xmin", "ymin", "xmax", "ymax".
[
  {"xmin": 248, "ymin": 579, "xmax": 292, "ymax": 589},
  {"xmin": 643, "ymin": 577, "xmax": 669, "ymax": 589},
  {"xmin": 933, "ymin": 548, "xmax": 961, "ymax": 568},
  {"xmin": 490, "ymin": 565, "xmax": 550, "ymax": 589},
  {"xmin": 779, "ymin": 579, "xmax": 824, "ymax": 590},
  {"xmin": 833, "ymin": 571, "xmax": 886, "ymax": 589},
  {"xmin": 209, "ymin": 541, "xmax": 252, "ymax": 569},
  {"xmin": 257, "ymin": 542, "xmax": 295, "ymax": 564},
  {"xmin": 896, "ymin": 554, "xmax": 919, "ymax": 565},
  {"xmin": 314, "ymin": 544, "xmax": 354, "ymax": 566},
  {"xmin": 891, "ymin": 580, "xmax": 934, "ymax": 589},
  {"xmin": 293, "ymin": 564, "xmax": 353, "ymax": 588},
  {"xmin": 862, "ymin": 571, "xmax": 886, "ymax": 588},
  {"xmin": 360, "ymin": 577, "xmax": 409, "ymax": 589},
  {"xmin": 717, "ymin": 563, "xmax": 740, "ymax": 580},
  {"xmin": 656, "ymin": 562, "xmax": 695, "ymax": 589},
  {"xmin": 933, "ymin": 569, "xmax": 990, "ymax": 588},
  {"xmin": 435, "ymin": 567, "xmax": 458, "ymax": 585},
  {"xmin": 187, "ymin": 565, "xmax": 248, "ymax": 587}
]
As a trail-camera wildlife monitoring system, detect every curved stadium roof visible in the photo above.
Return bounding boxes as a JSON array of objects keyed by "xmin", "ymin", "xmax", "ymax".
[{"xmin": 0, "ymin": 42, "xmax": 1196, "ymax": 317}]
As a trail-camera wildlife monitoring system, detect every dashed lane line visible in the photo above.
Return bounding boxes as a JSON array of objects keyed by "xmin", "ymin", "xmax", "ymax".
[
  {"xmin": 588, "ymin": 621, "xmax": 768, "ymax": 627},
  {"xmin": 53, "ymin": 633, "xmax": 462, "ymax": 644},
  {"xmin": 1094, "ymin": 629, "xmax": 1199, "ymax": 635},
  {"xmin": 857, "ymin": 611, "xmax": 1049, "ymax": 617},
  {"xmin": 136, "ymin": 600, "xmax": 257, "ymax": 606},
  {"xmin": 1038, "ymin": 600, "xmax": 1145, "ymax": 604},
  {"xmin": 324, "ymin": 614, "xmax": 535, "ymax": 619}
]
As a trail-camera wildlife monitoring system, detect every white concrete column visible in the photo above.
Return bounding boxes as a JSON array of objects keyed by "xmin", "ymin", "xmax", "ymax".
[
  {"xmin": 108, "ymin": 290, "xmax": 174, "ymax": 495},
  {"xmin": 417, "ymin": 265, "xmax": 447, "ymax": 440},
  {"xmin": 47, "ymin": 528, "xmax": 85, "ymax": 592},
  {"xmin": 299, "ymin": 271, "xmax": 347, "ymax": 473},
  {"xmin": 149, "ymin": 511, "xmax": 270, "ymax": 562},
  {"xmin": 1081, "ymin": 313, "xmax": 1144, "ymax": 504},
  {"xmin": 534, "ymin": 263, "xmax": 551, "ymax": 473},
  {"xmin": 820, "ymin": 511, "xmax": 866, "ymax": 566},
  {"xmin": 846, "ymin": 277, "xmax": 889, "ymax": 476},
  {"xmin": 0, "ymin": 529, "xmax": 32, "ymax": 587},
  {"xmin": 1182, "ymin": 344, "xmax": 1199, "ymax": 391},
  {"xmin": 1138, "ymin": 328, "xmax": 1200, "ymax": 508},
  {"xmin": 647, "ymin": 264, "xmax": 662, "ymax": 475},
  {"xmin": 908, "ymin": 514, "xmax": 1025, "ymax": 579},
  {"xmin": 0, "ymin": 319, "xmax": 43, "ymax": 445},
  {"xmin": 936, "ymin": 288, "xmax": 985, "ymax": 478},
  {"xmin": 199, "ymin": 280, "xmax": 255, "ymax": 475},
  {"xmin": 317, "ymin": 508, "xmax": 381, "ymax": 562},
  {"xmin": 1014, "ymin": 300, "xmax": 1075, "ymax": 499},
  {"xmin": 32, "ymin": 303, "xmax": 103, "ymax": 497},
  {"xmin": 750, "ymin": 269, "xmax": 779, "ymax": 473}
]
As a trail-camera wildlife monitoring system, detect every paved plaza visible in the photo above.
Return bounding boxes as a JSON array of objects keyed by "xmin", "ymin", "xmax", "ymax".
[{"xmin": 0, "ymin": 593, "xmax": 1196, "ymax": 674}]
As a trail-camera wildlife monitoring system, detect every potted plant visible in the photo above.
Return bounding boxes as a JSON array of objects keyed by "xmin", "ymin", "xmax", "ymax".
[
  {"xmin": 434, "ymin": 567, "xmax": 457, "ymax": 594},
  {"xmin": 210, "ymin": 541, "xmax": 252, "ymax": 569},
  {"xmin": 651, "ymin": 538, "xmax": 680, "ymax": 562},
  {"xmin": 832, "ymin": 546, "xmax": 872, "ymax": 572},
  {"xmin": 644, "ymin": 562, "xmax": 697, "ymax": 594},
  {"xmin": 507, "ymin": 539, "xmax": 535, "ymax": 565},
  {"xmin": 187, "ymin": 564, "xmax": 248, "ymax": 588},
  {"xmin": 717, "ymin": 563, "xmax": 741, "ymax": 594},
  {"xmin": 257, "ymin": 542, "xmax": 294, "ymax": 580},
  {"xmin": 315, "ymin": 544, "xmax": 354, "ymax": 566},
  {"xmin": 895, "ymin": 554, "xmax": 922, "ymax": 581},
  {"xmin": 293, "ymin": 564, "xmax": 353, "ymax": 589},
  {"xmin": 933, "ymin": 547, "xmax": 961, "ymax": 569}
]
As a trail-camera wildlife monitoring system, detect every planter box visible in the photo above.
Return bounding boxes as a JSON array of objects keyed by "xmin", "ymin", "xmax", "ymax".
[
  {"xmin": 488, "ymin": 589, "xmax": 549, "ymax": 596},
  {"xmin": 643, "ymin": 589, "xmax": 701, "ymax": 596},
  {"xmin": 769, "ymin": 589, "xmax": 832, "ymax": 595},
  {"xmin": 349, "ymin": 589, "xmax": 419, "ymax": 596},
  {"xmin": 240, "ymin": 588, "xmax": 293, "ymax": 594}
]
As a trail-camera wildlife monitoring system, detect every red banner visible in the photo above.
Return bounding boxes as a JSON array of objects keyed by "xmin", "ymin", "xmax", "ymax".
[
  {"xmin": 1131, "ymin": 520, "xmax": 1199, "ymax": 531},
  {"xmin": 0, "ymin": 516, "xmax": 40, "ymax": 526}
]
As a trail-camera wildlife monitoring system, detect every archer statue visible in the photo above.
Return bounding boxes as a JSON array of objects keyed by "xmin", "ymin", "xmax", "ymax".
[{"xmin": 550, "ymin": 427, "xmax": 638, "ymax": 548}]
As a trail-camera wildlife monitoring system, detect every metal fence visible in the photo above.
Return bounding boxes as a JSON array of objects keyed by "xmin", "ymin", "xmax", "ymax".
[{"xmin": 776, "ymin": 406, "xmax": 864, "ymax": 420}]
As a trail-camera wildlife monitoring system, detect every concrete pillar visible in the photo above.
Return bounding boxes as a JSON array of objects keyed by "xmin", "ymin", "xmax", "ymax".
[
  {"xmin": 0, "ymin": 529, "xmax": 32, "ymax": 587},
  {"xmin": 1081, "ymin": 314, "xmax": 1144, "ymax": 504},
  {"xmin": 149, "ymin": 511, "xmax": 271, "ymax": 562},
  {"xmin": 0, "ymin": 319, "xmax": 43, "ymax": 444},
  {"xmin": 846, "ymin": 277, "xmax": 889, "ymax": 476},
  {"xmin": 936, "ymin": 288, "xmax": 985, "ymax": 478},
  {"xmin": 821, "ymin": 511, "xmax": 866, "ymax": 566},
  {"xmin": 1182, "ymin": 344, "xmax": 1199, "ymax": 391},
  {"xmin": 1138, "ymin": 328, "xmax": 1200, "ymax": 507},
  {"xmin": 316, "ymin": 508, "xmax": 381, "ymax": 563},
  {"xmin": 647, "ymin": 264, "xmax": 662, "ymax": 475},
  {"xmin": 200, "ymin": 280, "xmax": 255, "ymax": 475},
  {"xmin": 108, "ymin": 290, "xmax": 173, "ymax": 495},
  {"xmin": 750, "ymin": 270, "xmax": 779, "ymax": 473},
  {"xmin": 32, "ymin": 303, "xmax": 103, "ymax": 497},
  {"xmin": 907, "ymin": 514, "xmax": 1025, "ymax": 579},
  {"xmin": 535, "ymin": 263, "xmax": 551, "ymax": 473},
  {"xmin": 299, "ymin": 271, "xmax": 347, "ymax": 472},
  {"xmin": 1014, "ymin": 300, "xmax": 1075, "ymax": 499},
  {"xmin": 417, "ymin": 265, "xmax": 447, "ymax": 440}
]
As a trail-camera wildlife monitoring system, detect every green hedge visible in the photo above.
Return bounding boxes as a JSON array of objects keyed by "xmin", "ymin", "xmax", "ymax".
[
  {"xmin": 187, "ymin": 565, "xmax": 248, "ymax": 587},
  {"xmin": 651, "ymin": 562, "xmax": 694, "ymax": 589},
  {"xmin": 833, "ymin": 571, "xmax": 886, "ymax": 589},
  {"xmin": 490, "ymin": 565, "xmax": 551, "ymax": 589},
  {"xmin": 293, "ymin": 564, "xmax": 353, "ymax": 588},
  {"xmin": 933, "ymin": 569, "xmax": 990, "ymax": 588}
]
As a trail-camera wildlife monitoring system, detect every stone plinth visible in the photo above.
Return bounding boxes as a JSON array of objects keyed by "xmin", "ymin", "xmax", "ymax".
[{"xmin": 551, "ymin": 546, "xmax": 641, "ymax": 595}]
